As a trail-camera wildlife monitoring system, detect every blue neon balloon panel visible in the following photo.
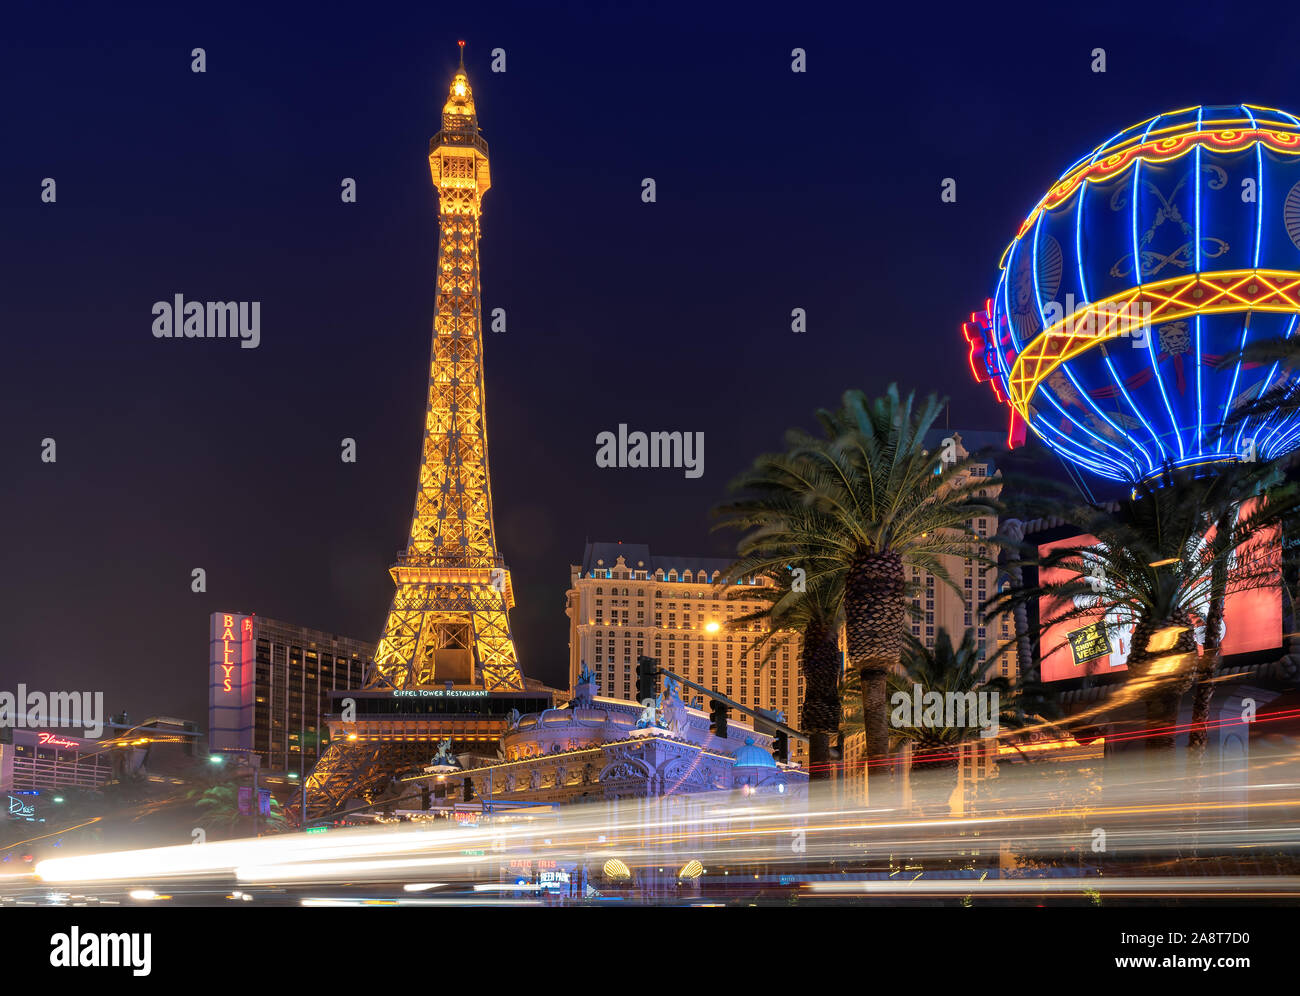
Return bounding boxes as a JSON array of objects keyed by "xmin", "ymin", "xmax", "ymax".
[{"xmin": 963, "ymin": 105, "xmax": 1300, "ymax": 483}]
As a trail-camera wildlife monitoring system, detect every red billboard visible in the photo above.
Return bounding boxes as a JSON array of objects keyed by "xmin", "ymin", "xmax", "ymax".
[{"xmin": 1037, "ymin": 519, "xmax": 1281, "ymax": 683}]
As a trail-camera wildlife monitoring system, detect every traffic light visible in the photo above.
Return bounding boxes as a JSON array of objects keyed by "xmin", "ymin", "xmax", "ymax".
[
  {"xmin": 636, "ymin": 656, "xmax": 659, "ymax": 703},
  {"xmin": 772, "ymin": 730, "xmax": 789, "ymax": 763},
  {"xmin": 708, "ymin": 699, "xmax": 729, "ymax": 739},
  {"xmin": 462, "ymin": 778, "xmax": 473, "ymax": 802}
]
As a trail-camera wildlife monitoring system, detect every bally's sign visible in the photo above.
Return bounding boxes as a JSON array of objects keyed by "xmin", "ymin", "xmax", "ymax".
[
  {"xmin": 214, "ymin": 614, "xmax": 253, "ymax": 693},
  {"xmin": 209, "ymin": 612, "xmax": 255, "ymax": 751}
]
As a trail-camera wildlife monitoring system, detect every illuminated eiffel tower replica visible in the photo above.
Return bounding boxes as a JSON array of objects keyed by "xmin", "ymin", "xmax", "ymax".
[{"xmin": 304, "ymin": 45, "xmax": 552, "ymax": 819}]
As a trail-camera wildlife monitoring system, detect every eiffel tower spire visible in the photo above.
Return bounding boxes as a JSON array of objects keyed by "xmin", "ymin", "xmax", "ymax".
[{"xmin": 368, "ymin": 46, "xmax": 524, "ymax": 692}]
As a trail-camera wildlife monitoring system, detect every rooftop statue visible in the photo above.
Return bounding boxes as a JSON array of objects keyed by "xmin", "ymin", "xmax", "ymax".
[
  {"xmin": 634, "ymin": 698, "xmax": 665, "ymax": 730},
  {"xmin": 430, "ymin": 738, "xmax": 460, "ymax": 769},
  {"xmin": 660, "ymin": 677, "xmax": 688, "ymax": 736}
]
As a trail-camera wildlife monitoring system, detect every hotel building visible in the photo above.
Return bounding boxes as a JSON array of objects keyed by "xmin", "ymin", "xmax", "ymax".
[
  {"xmin": 209, "ymin": 613, "xmax": 373, "ymax": 773},
  {"xmin": 906, "ymin": 431, "xmax": 1015, "ymax": 680},
  {"xmin": 565, "ymin": 542, "xmax": 807, "ymax": 764},
  {"xmin": 0, "ymin": 730, "xmax": 111, "ymax": 793}
]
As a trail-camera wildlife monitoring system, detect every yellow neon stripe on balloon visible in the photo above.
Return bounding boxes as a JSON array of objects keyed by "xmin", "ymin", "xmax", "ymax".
[
  {"xmin": 1048, "ymin": 128, "xmax": 1298, "ymax": 208},
  {"xmin": 1069, "ymin": 104, "xmax": 1296, "ymax": 171},
  {"xmin": 1006, "ymin": 269, "xmax": 1300, "ymax": 419},
  {"xmin": 998, "ymin": 105, "xmax": 1300, "ymax": 267}
]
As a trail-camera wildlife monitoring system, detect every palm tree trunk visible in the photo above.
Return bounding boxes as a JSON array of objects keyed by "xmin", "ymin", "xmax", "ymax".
[
  {"xmin": 799, "ymin": 620, "xmax": 842, "ymax": 781},
  {"xmin": 1189, "ymin": 536, "xmax": 1228, "ymax": 757},
  {"xmin": 1188, "ymin": 524, "xmax": 1229, "ymax": 856},
  {"xmin": 807, "ymin": 732, "xmax": 832, "ymax": 777},
  {"xmin": 1127, "ymin": 610, "xmax": 1198, "ymax": 753},
  {"xmin": 995, "ymin": 519, "xmax": 1035, "ymax": 682},
  {"xmin": 1282, "ymin": 510, "xmax": 1300, "ymax": 658},
  {"xmin": 845, "ymin": 551, "xmax": 906, "ymax": 799},
  {"xmin": 910, "ymin": 744, "xmax": 962, "ymax": 817}
]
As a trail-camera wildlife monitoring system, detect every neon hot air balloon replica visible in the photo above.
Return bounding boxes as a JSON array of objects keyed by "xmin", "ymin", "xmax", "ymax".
[{"xmin": 962, "ymin": 105, "xmax": 1300, "ymax": 483}]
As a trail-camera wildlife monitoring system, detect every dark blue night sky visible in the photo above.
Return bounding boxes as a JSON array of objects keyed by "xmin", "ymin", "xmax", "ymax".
[{"xmin": 3, "ymin": 0, "xmax": 1298, "ymax": 720}]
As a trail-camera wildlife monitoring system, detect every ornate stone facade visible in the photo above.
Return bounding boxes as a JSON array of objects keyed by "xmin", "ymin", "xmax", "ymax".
[{"xmin": 431, "ymin": 673, "xmax": 805, "ymax": 806}]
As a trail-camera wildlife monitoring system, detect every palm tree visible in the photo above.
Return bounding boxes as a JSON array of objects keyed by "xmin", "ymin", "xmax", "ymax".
[
  {"xmin": 189, "ymin": 781, "xmax": 289, "ymax": 836},
  {"xmin": 715, "ymin": 385, "xmax": 998, "ymax": 795},
  {"xmin": 1216, "ymin": 336, "xmax": 1300, "ymax": 434},
  {"xmin": 1188, "ymin": 463, "xmax": 1296, "ymax": 755},
  {"xmin": 988, "ymin": 466, "xmax": 1296, "ymax": 753},
  {"xmin": 725, "ymin": 555, "xmax": 843, "ymax": 779},
  {"xmin": 839, "ymin": 628, "xmax": 1046, "ymax": 810}
]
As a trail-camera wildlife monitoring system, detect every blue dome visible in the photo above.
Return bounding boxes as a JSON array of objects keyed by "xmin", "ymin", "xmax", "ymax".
[
  {"xmin": 963, "ymin": 104, "xmax": 1300, "ymax": 483},
  {"xmin": 732, "ymin": 736, "xmax": 777, "ymax": 768}
]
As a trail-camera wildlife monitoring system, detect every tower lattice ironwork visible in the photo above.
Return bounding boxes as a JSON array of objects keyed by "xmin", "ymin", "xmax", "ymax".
[
  {"xmin": 300, "ymin": 48, "xmax": 529, "ymax": 820},
  {"xmin": 370, "ymin": 45, "xmax": 523, "ymax": 693}
]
